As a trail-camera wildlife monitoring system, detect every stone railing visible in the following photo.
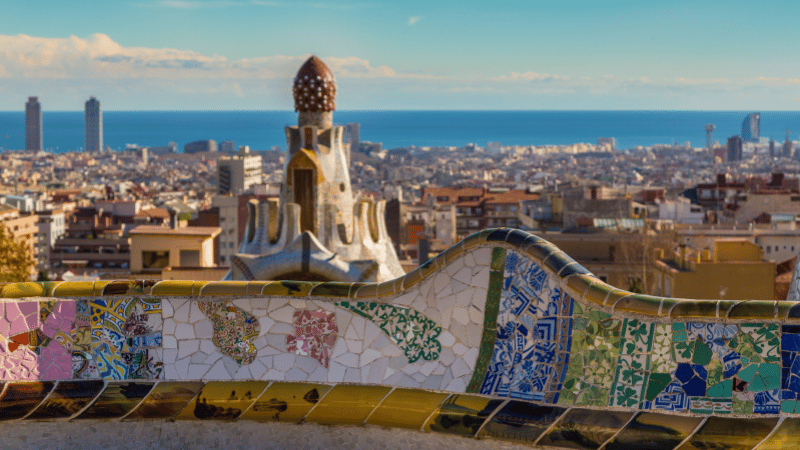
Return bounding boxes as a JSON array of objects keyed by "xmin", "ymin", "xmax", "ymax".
[{"xmin": 0, "ymin": 228, "xmax": 797, "ymax": 449}]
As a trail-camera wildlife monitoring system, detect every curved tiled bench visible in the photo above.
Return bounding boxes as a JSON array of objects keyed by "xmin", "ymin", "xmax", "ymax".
[{"xmin": 0, "ymin": 228, "xmax": 799, "ymax": 449}]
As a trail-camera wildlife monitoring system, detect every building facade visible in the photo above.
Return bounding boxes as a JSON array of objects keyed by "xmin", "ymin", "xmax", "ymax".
[
  {"xmin": 84, "ymin": 96, "xmax": 103, "ymax": 153},
  {"xmin": 217, "ymin": 146, "xmax": 262, "ymax": 195}
]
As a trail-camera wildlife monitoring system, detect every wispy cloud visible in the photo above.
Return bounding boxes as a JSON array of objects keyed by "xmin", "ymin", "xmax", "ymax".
[
  {"xmin": 3, "ymin": 33, "xmax": 800, "ymax": 110},
  {"xmin": 408, "ymin": 16, "xmax": 422, "ymax": 25}
]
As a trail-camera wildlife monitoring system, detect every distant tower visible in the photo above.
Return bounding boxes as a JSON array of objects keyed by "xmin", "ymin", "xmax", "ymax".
[
  {"xmin": 25, "ymin": 97, "xmax": 42, "ymax": 152},
  {"xmin": 84, "ymin": 96, "xmax": 103, "ymax": 153},
  {"xmin": 727, "ymin": 135, "xmax": 743, "ymax": 162},
  {"xmin": 742, "ymin": 112, "xmax": 760, "ymax": 143},
  {"xmin": 705, "ymin": 124, "xmax": 715, "ymax": 149},
  {"xmin": 346, "ymin": 123, "xmax": 360, "ymax": 159},
  {"xmin": 770, "ymin": 137, "xmax": 776, "ymax": 158},
  {"xmin": 784, "ymin": 131, "xmax": 793, "ymax": 158}
]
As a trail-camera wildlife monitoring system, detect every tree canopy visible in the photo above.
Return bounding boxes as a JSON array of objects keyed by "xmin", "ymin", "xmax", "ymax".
[{"xmin": 0, "ymin": 225, "xmax": 35, "ymax": 282}]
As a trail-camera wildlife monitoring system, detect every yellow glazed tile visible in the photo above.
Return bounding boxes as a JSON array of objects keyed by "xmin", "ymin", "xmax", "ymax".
[
  {"xmin": 433, "ymin": 251, "xmax": 447, "ymax": 270},
  {"xmin": 93, "ymin": 281, "xmax": 110, "ymax": 296},
  {"xmin": 308, "ymin": 282, "xmax": 353, "ymax": 298},
  {"xmin": 260, "ymin": 281, "xmax": 315, "ymax": 297},
  {"xmin": 401, "ymin": 267, "xmax": 423, "ymax": 291},
  {"xmin": 462, "ymin": 229, "xmax": 490, "ymax": 249},
  {"xmin": 240, "ymin": 382, "xmax": 332, "ymax": 423},
  {"xmin": 191, "ymin": 281, "xmax": 208, "ymax": 296},
  {"xmin": 442, "ymin": 243, "xmax": 463, "ymax": 263},
  {"xmin": 755, "ymin": 418, "xmax": 800, "ymax": 450},
  {"xmin": 776, "ymin": 301, "xmax": 795, "ymax": 320},
  {"xmin": 354, "ymin": 284, "xmax": 377, "ymax": 299},
  {"xmin": 669, "ymin": 300, "xmax": 720, "ymax": 319},
  {"xmin": 584, "ymin": 282, "xmax": 614, "ymax": 306},
  {"xmin": 424, "ymin": 394, "xmax": 500, "ymax": 437},
  {"xmin": 101, "ymin": 281, "xmax": 136, "ymax": 296},
  {"xmin": 52, "ymin": 281, "xmax": 95, "ymax": 298},
  {"xmin": 151, "ymin": 280, "xmax": 194, "ymax": 296},
  {"xmin": 199, "ymin": 281, "xmax": 249, "ymax": 296},
  {"xmin": 612, "ymin": 294, "xmax": 664, "ymax": 316},
  {"xmin": 304, "ymin": 384, "xmax": 391, "ymax": 425},
  {"xmin": 347, "ymin": 283, "xmax": 366, "ymax": 298},
  {"xmin": 565, "ymin": 274, "xmax": 594, "ymax": 299},
  {"xmin": 375, "ymin": 281, "xmax": 395, "ymax": 298},
  {"xmin": 727, "ymin": 300, "xmax": 776, "ymax": 320},
  {"xmin": 418, "ymin": 257, "xmax": 438, "ymax": 279},
  {"xmin": 246, "ymin": 281, "xmax": 273, "ymax": 295},
  {"xmin": 124, "ymin": 382, "xmax": 205, "ymax": 420},
  {"xmin": 366, "ymin": 388, "xmax": 448, "ymax": 430},
  {"xmin": 174, "ymin": 381, "xmax": 268, "ymax": 421},
  {"xmin": 603, "ymin": 289, "xmax": 630, "ymax": 307}
]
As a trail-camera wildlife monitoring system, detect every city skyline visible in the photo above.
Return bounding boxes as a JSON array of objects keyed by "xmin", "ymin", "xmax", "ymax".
[{"xmin": 1, "ymin": 0, "xmax": 799, "ymax": 111}]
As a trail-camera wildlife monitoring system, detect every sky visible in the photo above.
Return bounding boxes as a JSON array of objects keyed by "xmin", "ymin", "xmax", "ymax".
[{"xmin": 1, "ymin": 0, "xmax": 799, "ymax": 111}]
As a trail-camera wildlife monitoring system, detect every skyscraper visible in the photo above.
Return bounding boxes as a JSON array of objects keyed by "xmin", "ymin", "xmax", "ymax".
[
  {"xmin": 25, "ymin": 97, "xmax": 42, "ymax": 152},
  {"xmin": 727, "ymin": 135, "xmax": 743, "ymax": 162},
  {"xmin": 84, "ymin": 96, "xmax": 103, "ymax": 152},
  {"xmin": 742, "ymin": 112, "xmax": 760, "ymax": 143}
]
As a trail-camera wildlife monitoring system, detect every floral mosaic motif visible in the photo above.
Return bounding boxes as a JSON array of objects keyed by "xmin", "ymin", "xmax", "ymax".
[
  {"xmin": 560, "ymin": 302, "xmax": 621, "ymax": 407},
  {"xmin": 609, "ymin": 318, "xmax": 654, "ymax": 408},
  {"xmin": 286, "ymin": 309, "xmax": 337, "ymax": 368},
  {"xmin": 0, "ymin": 300, "xmax": 75, "ymax": 380},
  {"xmin": 337, "ymin": 301, "xmax": 441, "ymax": 363},
  {"xmin": 198, "ymin": 301, "xmax": 260, "ymax": 365},
  {"xmin": 90, "ymin": 298, "xmax": 163, "ymax": 380},
  {"xmin": 479, "ymin": 250, "xmax": 573, "ymax": 403}
]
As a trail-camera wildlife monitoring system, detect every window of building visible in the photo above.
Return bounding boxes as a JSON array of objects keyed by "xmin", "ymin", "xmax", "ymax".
[{"xmin": 142, "ymin": 251, "xmax": 169, "ymax": 269}]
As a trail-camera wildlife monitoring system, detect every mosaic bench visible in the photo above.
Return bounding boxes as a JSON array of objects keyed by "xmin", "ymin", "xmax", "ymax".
[{"xmin": 0, "ymin": 228, "xmax": 799, "ymax": 450}]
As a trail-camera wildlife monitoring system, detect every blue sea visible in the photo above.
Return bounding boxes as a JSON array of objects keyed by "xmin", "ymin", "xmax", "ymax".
[{"xmin": 1, "ymin": 110, "xmax": 800, "ymax": 153}]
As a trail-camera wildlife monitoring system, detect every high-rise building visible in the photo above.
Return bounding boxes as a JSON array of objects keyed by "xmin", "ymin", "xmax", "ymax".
[
  {"xmin": 770, "ymin": 138, "xmax": 776, "ymax": 158},
  {"xmin": 727, "ymin": 135, "xmax": 743, "ymax": 162},
  {"xmin": 742, "ymin": 112, "xmax": 760, "ymax": 143},
  {"xmin": 25, "ymin": 97, "xmax": 42, "ymax": 152},
  {"xmin": 345, "ymin": 123, "xmax": 359, "ymax": 159},
  {"xmin": 784, "ymin": 131, "xmax": 794, "ymax": 159},
  {"xmin": 84, "ymin": 96, "xmax": 103, "ymax": 153},
  {"xmin": 217, "ymin": 146, "xmax": 262, "ymax": 195}
]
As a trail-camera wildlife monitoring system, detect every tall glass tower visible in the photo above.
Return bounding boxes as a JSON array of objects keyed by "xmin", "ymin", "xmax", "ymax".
[
  {"xmin": 25, "ymin": 97, "xmax": 42, "ymax": 152},
  {"xmin": 742, "ymin": 112, "xmax": 760, "ymax": 143},
  {"xmin": 85, "ymin": 96, "xmax": 103, "ymax": 152}
]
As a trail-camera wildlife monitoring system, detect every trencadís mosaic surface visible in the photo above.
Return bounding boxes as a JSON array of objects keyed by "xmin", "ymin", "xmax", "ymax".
[{"xmin": 2, "ymin": 228, "xmax": 800, "ymax": 449}]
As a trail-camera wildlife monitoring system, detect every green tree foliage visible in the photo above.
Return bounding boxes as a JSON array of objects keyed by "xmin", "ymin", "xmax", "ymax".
[{"xmin": 0, "ymin": 225, "xmax": 35, "ymax": 282}]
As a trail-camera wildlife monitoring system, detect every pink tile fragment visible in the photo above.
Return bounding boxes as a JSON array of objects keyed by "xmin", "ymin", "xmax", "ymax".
[
  {"xmin": 0, "ymin": 304, "xmax": 8, "ymax": 337},
  {"xmin": 38, "ymin": 341, "xmax": 71, "ymax": 380}
]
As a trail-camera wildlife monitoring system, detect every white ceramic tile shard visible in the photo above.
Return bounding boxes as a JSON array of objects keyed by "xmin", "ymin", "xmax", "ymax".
[
  {"xmin": 266, "ymin": 298, "xmax": 288, "ymax": 312},
  {"xmin": 270, "ymin": 305, "xmax": 296, "ymax": 324},
  {"xmin": 446, "ymin": 257, "xmax": 464, "ymax": 276},
  {"xmin": 194, "ymin": 320, "xmax": 213, "ymax": 339},
  {"xmin": 173, "ymin": 301, "xmax": 190, "ymax": 323},
  {"xmin": 473, "ymin": 247, "xmax": 492, "ymax": 265},
  {"xmin": 174, "ymin": 323, "xmax": 194, "ymax": 340}
]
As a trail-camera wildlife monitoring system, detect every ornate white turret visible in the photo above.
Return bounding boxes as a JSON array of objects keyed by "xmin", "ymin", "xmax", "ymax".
[{"xmin": 229, "ymin": 56, "xmax": 405, "ymax": 282}]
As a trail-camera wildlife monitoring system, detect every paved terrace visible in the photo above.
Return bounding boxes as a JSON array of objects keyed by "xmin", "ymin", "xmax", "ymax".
[{"xmin": 0, "ymin": 228, "xmax": 798, "ymax": 449}]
